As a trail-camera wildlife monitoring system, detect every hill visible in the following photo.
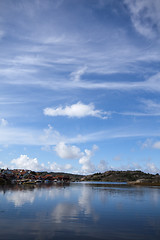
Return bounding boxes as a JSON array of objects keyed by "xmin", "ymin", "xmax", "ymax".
[
  {"xmin": 82, "ymin": 170, "xmax": 160, "ymax": 185},
  {"xmin": 1, "ymin": 169, "xmax": 160, "ymax": 185}
]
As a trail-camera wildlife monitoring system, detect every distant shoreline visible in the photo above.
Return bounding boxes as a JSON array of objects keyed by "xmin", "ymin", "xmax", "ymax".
[{"xmin": 1, "ymin": 169, "xmax": 160, "ymax": 186}]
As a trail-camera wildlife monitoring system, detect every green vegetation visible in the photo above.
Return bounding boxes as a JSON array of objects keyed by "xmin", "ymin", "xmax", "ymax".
[
  {"xmin": 82, "ymin": 170, "xmax": 160, "ymax": 185},
  {"xmin": 0, "ymin": 169, "xmax": 160, "ymax": 185},
  {"xmin": 0, "ymin": 169, "xmax": 84, "ymax": 185}
]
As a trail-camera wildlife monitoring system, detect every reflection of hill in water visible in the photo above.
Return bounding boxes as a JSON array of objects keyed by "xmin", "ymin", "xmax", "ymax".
[{"xmin": 0, "ymin": 182, "xmax": 70, "ymax": 194}]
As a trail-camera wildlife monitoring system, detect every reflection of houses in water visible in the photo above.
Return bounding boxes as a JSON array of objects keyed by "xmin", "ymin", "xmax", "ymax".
[{"xmin": 43, "ymin": 175, "xmax": 70, "ymax": 183}]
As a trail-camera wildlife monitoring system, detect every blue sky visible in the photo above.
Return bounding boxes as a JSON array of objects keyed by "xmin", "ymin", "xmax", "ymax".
[{"xmin": 0, "ymin": 0, "xmax": 160, "ymax": 174}]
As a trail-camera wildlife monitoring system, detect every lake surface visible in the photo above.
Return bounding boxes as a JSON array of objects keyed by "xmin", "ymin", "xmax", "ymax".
[{"xmin": 0, "ymin": 182, "xmax": 160, "ymax": 240}]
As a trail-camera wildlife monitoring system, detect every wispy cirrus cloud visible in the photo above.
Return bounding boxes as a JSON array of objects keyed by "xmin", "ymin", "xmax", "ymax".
[
  {"xmin": 1, "ymin": 123, "xmax": 160, "ymax": 147},
  {"xmin": 1, "ymin": 1, "xmax": 160, "ymax": 94},
  {"xmin": 141, "ymin": 138, "xmax": 160, "ymax": 150},
  {"xmin": 70, "ymin": 66, "xmax": 87, "ymax": 82},
  {"xmin": 1, "ymin": 0, "xmax": 160, "ymax": 175},
  {"xmin": 119, "ymin": 98, "xmax": 160, "ymax": 117},
  {"xmin": 141, "ymin": 99, "xmax": 160, "ymax": 114},
  {"xmin": 1, "ymin": 65, "xmax": 160, "ymax": 94},
  {"xmin": 124, "ymin": 0, "xmax": 160, "ymax": 39}
]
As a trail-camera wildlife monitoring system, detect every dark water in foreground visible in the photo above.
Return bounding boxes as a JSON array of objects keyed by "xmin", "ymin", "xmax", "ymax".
[{"xmin": 0, "ymin": 182, "xmax": 160, "ymax": 240}]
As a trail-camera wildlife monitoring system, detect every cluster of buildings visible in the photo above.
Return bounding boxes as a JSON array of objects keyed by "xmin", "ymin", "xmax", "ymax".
[{"xmin": 0, "ymin": 168, "xmax": 70, "ymax": 185}]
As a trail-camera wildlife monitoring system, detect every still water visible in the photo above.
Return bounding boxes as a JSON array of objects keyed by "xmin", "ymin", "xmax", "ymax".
[{"xmin": 0, "ymin": 182, "xmax": 160, "ymax": 240}]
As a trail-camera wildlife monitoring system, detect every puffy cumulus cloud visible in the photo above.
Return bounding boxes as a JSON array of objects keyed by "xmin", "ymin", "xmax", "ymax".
[
  {"xmin": 43, "ymin": 102, "xmax": 109, "ymax": 119},
  {"xmin": 54, "ymin": 142, "xmax": 83, "ymax": 160},
  {"xmin": 125, "ymin": 0, "xmax": 160, "ymax": 38},
  {"xmin": 54, "ymin": 142, "xmax": 106, "ymax": 174},
  {"xmin": 79, "ymin": 145, "xmax": 98, "ymax": 174},
  {"xmin": 11, "ymin": 155, "xmax": 45, "ymax": 171},
  {"xmin": 0, "ymin": 118, "xmax": 8, "ymax": 127},
  {"xmin": 10, "ymin": 154, "xmax": 73, "ymax": 172},
  {"xmin": 49, "ymin": 161, "xmax": 73, "ymax": 172}
]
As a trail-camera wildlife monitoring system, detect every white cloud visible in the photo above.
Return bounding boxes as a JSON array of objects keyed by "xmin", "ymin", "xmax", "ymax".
[
  {"xmin": 44, "ymin": 102, "xmax": 109, "ymax": 119},
  {"xmin": 142, "ymin": 98, "xmax": 160, "ymax": 114},
  {"xmin": 54, "ymin": 142, "xmax": 83, "ymax": 159},
  {"xmin": 125, "ymin": 0, "xmax": 160, "ymax": 38},
  {"xmin": 119, "ymin": 98, "xmax": 160, "ymax": 117},
  {"xmin": 10, "ymin": 154, "xmax": 73, "ymax": 172},
  {"xmin": 11, "ymin": 155, "xmax": 44, "ymax": 171},
  {"xmin": 54, "ymin": 142, "xmax": 99, "ymax": 174},
  {"xmin": 35, "ymin": 72, "xmax": 160, "ymax": 93},
  {"xmin": 134, "ymin": 98, "xmax": 160, "ymax": 116},
  {"xmin": 1, "ymin": 151, "xmax": 160, "ymax": 175},
  {"xmin": 79, "ymin": 145, "xmax": 98, "ymax": 174},
  {"xmin": 1, "ymin": 122, "xmax": 160, "ymax": 148},
  {"xmin": 0, "ymin": 67, "xmax": 36, "ymax": 78},
  {"xmin": 0, "ymin": 0, "xmax": 160, "ymax": 95},
  {"xmin": 49, "ymin": 161, "xmax": 73, "ymax": 172},
  {"xmin": 40, "ymin": 124, "xmax": 65, "ymax": 144},
  {"xmin": 70, "ymin": 66, "xmax": 87, "ymax": 82}
]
